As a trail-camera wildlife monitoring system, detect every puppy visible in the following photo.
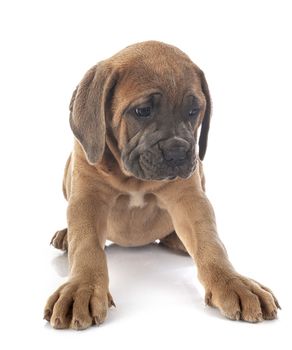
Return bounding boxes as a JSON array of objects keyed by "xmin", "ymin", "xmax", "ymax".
[{"xmin": 45, "ymin": 41, "xmax": 280, "ymax": 329}]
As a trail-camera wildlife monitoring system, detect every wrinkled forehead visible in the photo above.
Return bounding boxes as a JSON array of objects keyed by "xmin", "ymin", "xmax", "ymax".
[{"xmin": 112, "ymin": 56, "xmax": 203, "ymax": 114}]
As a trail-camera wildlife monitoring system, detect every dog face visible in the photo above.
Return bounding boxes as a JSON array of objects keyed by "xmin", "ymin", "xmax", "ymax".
[
  {"xmin": 69, "ymin": 41, "xmax": 211, "ymax": 181},
  {"xmin": 120, "ymin": 91, "xmax": 199, "ymax": 180},
  {"xmin": 114, "ymin": 59, "xmax": 208, "ymax": 180}
]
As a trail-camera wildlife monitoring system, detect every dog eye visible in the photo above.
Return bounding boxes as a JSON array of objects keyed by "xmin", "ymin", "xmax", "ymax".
[
  {"xmin": 188, "ymin": 107, "xmax": 199, "ymax": 117},
  {"xmin": 135, "ymin": 107, "xmax": 151, "ymax": 118}
]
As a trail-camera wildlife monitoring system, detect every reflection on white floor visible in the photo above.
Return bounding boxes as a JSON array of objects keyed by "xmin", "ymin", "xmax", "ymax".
[
  {"xmin": 50, "ymin": 236, "xmax": 287, "ymax": 330},
  {"xmin": 7, "ymin": 236, "xmax": 283, "ymax": 350},
  {"xmin": 50, "ymin": 243, "xmax": 213, "ymax": 322}
]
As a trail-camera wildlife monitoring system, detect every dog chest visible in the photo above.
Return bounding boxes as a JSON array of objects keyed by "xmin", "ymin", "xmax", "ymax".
[
  {"xmin": 107, "ymin": 191, "xmax": 173, "ymax": 246},
  {"xmin": 128, "ymin": 191, "xmax": 146, "ymax": 209}
]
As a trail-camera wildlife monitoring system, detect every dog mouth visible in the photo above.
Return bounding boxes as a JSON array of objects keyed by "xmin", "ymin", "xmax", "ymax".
[
  {"xmin": 122, "ymin": 147, "xmax": 196, "ymax": 181},
  {"xmin": 140, "ymin": 152, "xmax": 196, "ymax": 179},
  {"xmin": 121, "ymin": 136, "xmax": 197, "ymax": 181}
]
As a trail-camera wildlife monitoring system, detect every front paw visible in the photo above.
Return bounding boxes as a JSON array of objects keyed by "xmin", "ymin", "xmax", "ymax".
[
  {"xmin": 205, "ymin": 275, "xmax": 280, "ymax": 322},
  {"xmin": 44, "ymin": 280, "xmax": 115, "ymax": 330}
]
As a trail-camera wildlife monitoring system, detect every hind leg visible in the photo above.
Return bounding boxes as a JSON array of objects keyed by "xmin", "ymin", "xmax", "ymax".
[
  {"xmin": 50, "ymin": 228, "xmax": 68, "ymax": 251},
  {"xmin": 159, "ymin": 231, "xmax": 189, "ymax": 255}
]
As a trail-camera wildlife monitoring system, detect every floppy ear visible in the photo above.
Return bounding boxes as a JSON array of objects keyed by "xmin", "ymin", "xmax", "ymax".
[
  {"xmin": 198, "ymin": 70, "xmax": 212, "ymax": 161},
  {"xmin": 69, "ymin": 62, "xmax": 117, "ymax": 165}
]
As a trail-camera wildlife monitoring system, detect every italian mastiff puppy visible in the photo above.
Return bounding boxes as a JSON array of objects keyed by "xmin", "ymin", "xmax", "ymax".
[{"xmin": 45, "ymin": 41, "xmax": 280, "ymax": 329}]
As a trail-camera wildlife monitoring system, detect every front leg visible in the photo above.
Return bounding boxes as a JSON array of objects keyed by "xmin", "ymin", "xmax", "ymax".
[
  {"xmin": 44, "ymin": 195, "xmax": 114, "ymax": 330},
  {"xmin": 159, "ymin": 176, "xmax": 280, "ymax": 322}
]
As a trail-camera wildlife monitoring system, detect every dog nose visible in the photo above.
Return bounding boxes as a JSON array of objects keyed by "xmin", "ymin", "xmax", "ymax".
[
  {"xmin": 163, "ymin": 147, "xmax": 187, "ymax": 162},
  {"xmin": 159, "ymin": 138, "xmax": 190, "ymax": 166}
]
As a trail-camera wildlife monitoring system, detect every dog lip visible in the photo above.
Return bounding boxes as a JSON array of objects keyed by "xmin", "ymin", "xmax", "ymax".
[
  {"xmin": 165, "ymin": 158, "xmax": 186, "ymax": 167},
  {"xmin": 122, "ymin": 149, "xmax": 197, "ymax": 181}
]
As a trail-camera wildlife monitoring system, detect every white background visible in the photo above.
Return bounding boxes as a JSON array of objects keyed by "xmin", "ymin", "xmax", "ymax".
[{"xmin": 0, "ymin": 0, "xmax": 291, "ymax": 349}]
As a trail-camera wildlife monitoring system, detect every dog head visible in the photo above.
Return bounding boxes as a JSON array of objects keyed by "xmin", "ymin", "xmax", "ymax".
[{"xmin": 69, "ymin": 41, "xmax": 211, "ymax": 181}]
